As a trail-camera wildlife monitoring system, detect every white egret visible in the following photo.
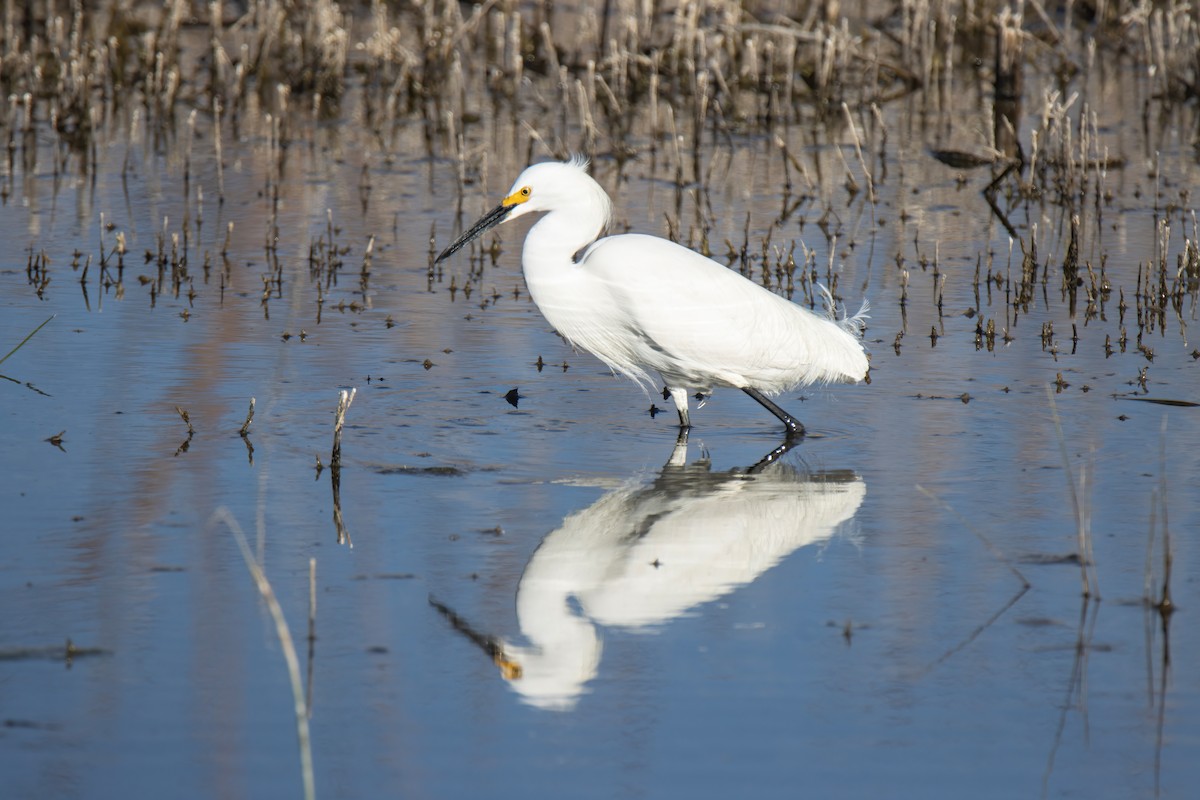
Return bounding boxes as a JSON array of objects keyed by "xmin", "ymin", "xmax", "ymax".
[{"xmin": 436, "ymin": 157, "xmax": 869, "ymax": 436}]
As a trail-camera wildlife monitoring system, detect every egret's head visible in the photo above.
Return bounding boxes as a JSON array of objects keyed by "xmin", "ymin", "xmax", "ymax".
[{"xmin": 434, "ymin": 156, "xmax": 609, "ymax": 263}]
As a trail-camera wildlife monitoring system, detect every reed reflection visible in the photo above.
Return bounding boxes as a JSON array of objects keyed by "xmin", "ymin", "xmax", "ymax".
[{"xmin": 486, "ymin": 436, "xmax": 864, "ymax": 710}]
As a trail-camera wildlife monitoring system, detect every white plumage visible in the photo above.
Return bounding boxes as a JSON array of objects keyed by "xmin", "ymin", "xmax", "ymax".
[{"xmin": 436, "ymin": 157, "xmax": 869, "ymax": 436}]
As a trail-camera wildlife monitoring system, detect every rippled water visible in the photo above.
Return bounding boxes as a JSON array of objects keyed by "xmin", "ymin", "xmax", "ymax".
[{"xmin": 3, "ymin": 11, "xmax": 1200, "ymax": 800}]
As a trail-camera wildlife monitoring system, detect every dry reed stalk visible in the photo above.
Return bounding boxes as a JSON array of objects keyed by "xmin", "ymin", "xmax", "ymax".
[
  {"xmin": 331, "ymin": 387, "xmax": 356, "ymax": 468},
  {"xmin": 841, "ymin": 102, "xmax": 875, "ymax": 205},
  {"xmin": 994, "ymin": 7, "xmax": 1024, "ymax": 162},
  {"xmin": 211, "ymin": 508, "xmax": 315, "ymax": 800},
  {"xmin": 306, "ymin": 557, "xmax": 317, "ymax": 718},
  {"xmin": 213, "ymin": 96, "xmax": 225, "ymax": 202},
  {"xmin": 239, "ymin": 397, "xmax": 256, "ymax": 436}
]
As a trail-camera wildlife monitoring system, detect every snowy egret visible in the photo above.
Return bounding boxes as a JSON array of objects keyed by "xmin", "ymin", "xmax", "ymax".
[{"xmin": 435, "ymin": 157, "xmax": 869, "ymax": 436}]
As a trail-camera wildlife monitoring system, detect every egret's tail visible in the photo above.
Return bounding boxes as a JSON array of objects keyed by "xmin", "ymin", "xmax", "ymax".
[{"xmin": 817, "ymin": 285, "xmax": 870, "ymax": 338}]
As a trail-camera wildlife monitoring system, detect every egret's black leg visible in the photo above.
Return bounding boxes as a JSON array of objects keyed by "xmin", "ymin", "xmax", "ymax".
[{"xmin": 743, "ymin": 388, "xmax": 805, "ymax": 438}]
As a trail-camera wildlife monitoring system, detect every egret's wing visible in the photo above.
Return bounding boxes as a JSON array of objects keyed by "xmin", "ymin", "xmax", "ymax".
[{"xmin": 581, "ymin": 235, "xmax": 866, "ymax": 388}]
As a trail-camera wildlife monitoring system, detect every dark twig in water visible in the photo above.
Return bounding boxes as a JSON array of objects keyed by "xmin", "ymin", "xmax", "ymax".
[
  {"xmin": 174, "ymin": 405, "xmax": 195, "ymax": 456},
  {"xmin": 928, "ymin": 581, "xmax": 1030, "ymax": 676},
  {"xmin": 1115, "ymin": 396, "xmax": 1199, "ymax": 408},
  {"xmin": 914, "ymin": 484, "xmax": 1031, "ymax": 675},
  {"xmin": 902, "ymin": 482, "xmax": 1027, "ymax": 676},
  {"xmin": 0, "ymin": 639, "xmax": 110, "ymax": 664},
  {"xmin": 1151, "ymin": 606, "xmax": 1173, "ymax": 797},
  {"xmin": 1042, "ymin": 597, "xmax": 1101, "ymax": 797}
]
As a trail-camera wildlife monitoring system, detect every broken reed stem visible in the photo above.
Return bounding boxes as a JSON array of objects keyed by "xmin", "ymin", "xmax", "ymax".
[
  {"xmin": 175, "ymin": 405, "xmax": 195, "ymax": 435},
  {"xmin": 331, "ymin": 388, "xmax": 356, "ymax": 468},
  {"xmin": 211, "ymin": 508, "xmax": 315, "ymax": 800},
  {"xmin": 240, "ymin": 397, "xmax": 256, "ymax": 436},
  {"xmin": 1046, "ymin": 386, "xmax": 1098, "ymax": 599}
]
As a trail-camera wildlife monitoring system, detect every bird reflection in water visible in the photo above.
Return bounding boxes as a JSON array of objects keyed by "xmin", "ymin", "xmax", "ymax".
[{"xmin": 432, "ymin": 434, "xmax": 865, "ymax": 710}]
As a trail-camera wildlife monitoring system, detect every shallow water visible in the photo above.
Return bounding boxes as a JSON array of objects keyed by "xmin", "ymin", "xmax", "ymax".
[{"xmin": 3, "ymin": 7, "xmax": 1200, "ymax": 800}]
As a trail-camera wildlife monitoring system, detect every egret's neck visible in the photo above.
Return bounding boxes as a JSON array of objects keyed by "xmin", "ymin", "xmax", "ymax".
[
  {"xmin": 517, "ymin": 183, "xmax": 614, "ymax": 353},
  {"xmin": 522, "ymin": 207, "xmax": 604, "ymax": 277}
]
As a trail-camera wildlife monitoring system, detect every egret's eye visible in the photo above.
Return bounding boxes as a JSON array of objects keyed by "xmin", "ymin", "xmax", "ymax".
[{"xmin": 501, "ymin": 185, "xmax": 533, "ymax": 207}]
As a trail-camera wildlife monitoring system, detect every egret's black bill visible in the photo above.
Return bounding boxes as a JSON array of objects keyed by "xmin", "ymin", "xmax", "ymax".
[{"xmin": 435, "ymin": 203, "xmax": 515, "ymax": 263}]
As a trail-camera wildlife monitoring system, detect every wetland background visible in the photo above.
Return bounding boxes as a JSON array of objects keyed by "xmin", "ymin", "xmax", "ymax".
[{"xmin": 1, "ymin": 0, "xmax": 1199, "ymax": 797}]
